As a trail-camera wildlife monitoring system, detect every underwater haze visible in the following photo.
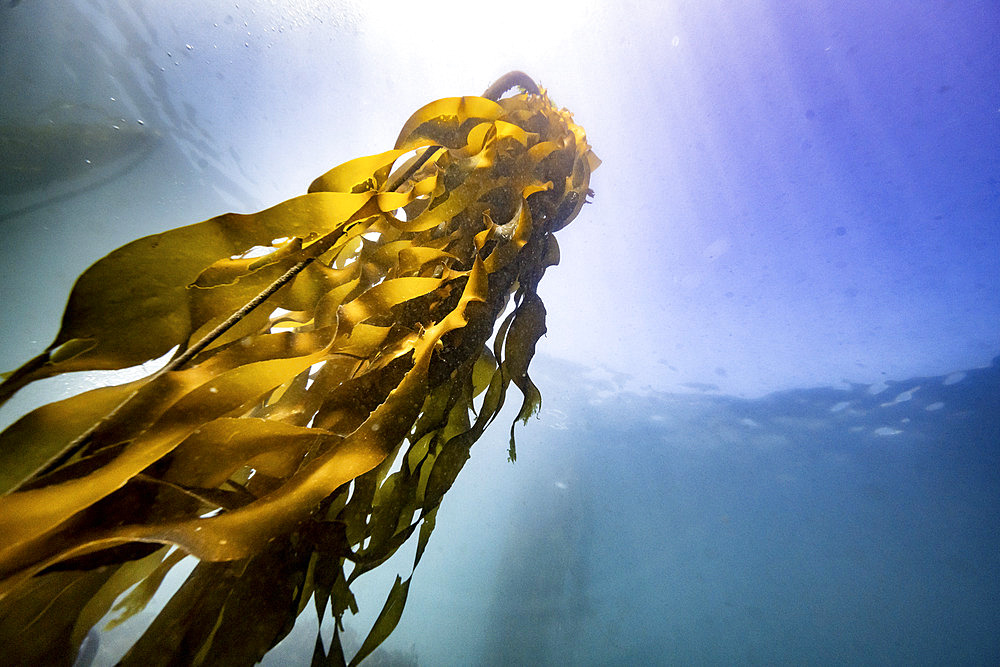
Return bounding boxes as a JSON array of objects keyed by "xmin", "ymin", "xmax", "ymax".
[{"xmin": 1, "ymin": 0, "xmax": 998, "ymax": 665}]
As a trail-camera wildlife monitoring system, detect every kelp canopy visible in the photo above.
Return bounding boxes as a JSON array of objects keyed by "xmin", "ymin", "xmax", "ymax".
[{"xmin": 0, "ymin": 72, "xmax": 598, "ymax": 665}]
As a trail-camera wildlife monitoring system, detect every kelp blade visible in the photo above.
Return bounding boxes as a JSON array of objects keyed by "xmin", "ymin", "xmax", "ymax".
[{"xmin": 0, "ymin": 74, "xmax": 597, "ymax": 666}]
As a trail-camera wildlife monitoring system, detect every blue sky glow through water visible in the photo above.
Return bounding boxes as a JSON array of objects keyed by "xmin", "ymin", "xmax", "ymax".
[{"xmin": 1, "ymin": 0, "xmax": 997, "ymax": 397}]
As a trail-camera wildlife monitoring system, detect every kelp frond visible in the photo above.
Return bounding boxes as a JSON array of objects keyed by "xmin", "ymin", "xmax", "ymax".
[{"xmin": 0, "ymin": 71, "xmax": 598, "ymax": 666}]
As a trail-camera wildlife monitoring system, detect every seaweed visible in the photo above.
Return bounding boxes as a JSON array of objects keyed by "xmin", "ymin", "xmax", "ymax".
[{"xmin": 0, "ymin": 71, "xmax": 598, "ymax": 665}]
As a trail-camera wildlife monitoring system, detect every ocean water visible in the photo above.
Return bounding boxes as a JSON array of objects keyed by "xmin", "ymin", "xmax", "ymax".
[
  {"xmin": 43, "ymin": 358, "xmax": 1000, "ymax": 665},
  {"xmin": 367, "ymin": 355, "xmax": 1000, "ymax": 665},
  {"xmin": 1, "ymin": 1, "xmax": 998, "ymax": 665}
]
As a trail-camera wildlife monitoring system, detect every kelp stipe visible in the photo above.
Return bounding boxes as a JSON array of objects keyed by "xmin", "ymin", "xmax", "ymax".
[{"xmin": 0, "ymin": 71, "xmax": 599, "ymax": 666}]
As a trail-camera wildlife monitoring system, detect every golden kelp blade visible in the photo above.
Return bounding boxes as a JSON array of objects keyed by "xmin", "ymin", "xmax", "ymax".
[{"xmin": 0, "ymin": 72, "xmax": 597, "ymax": 666}]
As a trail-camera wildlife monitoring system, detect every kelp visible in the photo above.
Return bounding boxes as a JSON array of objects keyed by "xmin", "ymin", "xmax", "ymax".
[{"xmin": 0, "ymin": 71, "xmax": 598, "ymax": 666}]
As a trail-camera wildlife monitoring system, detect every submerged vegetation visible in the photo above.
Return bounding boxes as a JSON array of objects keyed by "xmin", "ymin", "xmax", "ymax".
[{"xmin": 0, "ymin": 72, "xmax": 598, "ymax": 665}]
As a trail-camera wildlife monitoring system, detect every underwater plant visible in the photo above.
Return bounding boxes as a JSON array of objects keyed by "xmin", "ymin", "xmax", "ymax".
[{"xmin": 0, "ymin": 71, "xmax": 598, "ymax": 665}]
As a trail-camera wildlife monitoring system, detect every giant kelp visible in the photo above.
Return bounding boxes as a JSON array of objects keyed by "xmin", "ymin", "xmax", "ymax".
[{"xmin": 0, "ymin": 72, "xmax": 598, "ymax": 665}]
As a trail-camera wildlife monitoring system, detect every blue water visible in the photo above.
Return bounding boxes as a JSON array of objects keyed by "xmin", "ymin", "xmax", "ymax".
[{"xmin": 325, "ymin": 355, "xmax": 994, "ymax": 666}]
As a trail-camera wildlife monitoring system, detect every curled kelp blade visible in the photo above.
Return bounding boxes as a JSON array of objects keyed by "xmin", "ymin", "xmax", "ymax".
[{"xmin": 0, "ymin": 72, "xmax": 597, "ymax": 666}]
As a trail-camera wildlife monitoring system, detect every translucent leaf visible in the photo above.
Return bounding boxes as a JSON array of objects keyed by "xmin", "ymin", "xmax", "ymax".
[
  {"xmin": 348, "ymin": 575, "xmax": 410, "ymax": 667},
  {"xmin": 0, "ymin": 72, "xmax": 599, "ymax": 663},
  {"xmin": 103, "ymin": 548, "xmax": 187, "ymax": 631},
  {"xmin": 0, "ymin": 380, "xmax": 140, "ymax": 494}
]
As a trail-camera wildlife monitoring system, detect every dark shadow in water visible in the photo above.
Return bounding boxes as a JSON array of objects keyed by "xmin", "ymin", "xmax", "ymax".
[
  {"xmin": 479, "ymin": 457, "xmax": 594, "ymax": 665},
  {"xmin": 0, "ymin": 109, "xmax": 162, "ymax": 223}
]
